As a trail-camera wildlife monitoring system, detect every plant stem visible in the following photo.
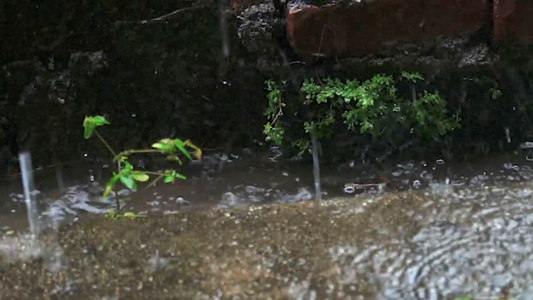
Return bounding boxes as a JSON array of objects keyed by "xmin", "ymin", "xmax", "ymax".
[
  {"xmin": 142, "ymin": 171, "xmax": 170, "ymax": 175},
  {"xmin": 144, "ymin": 173, "xmax": 167, "ymax": 190},
  {"xmin": 113, "ymin": 149, "xmax": 161, "ymax": 161},
  {"xmin": 95, "ymin": 130, "xmax": 117, "ymax": 157}
]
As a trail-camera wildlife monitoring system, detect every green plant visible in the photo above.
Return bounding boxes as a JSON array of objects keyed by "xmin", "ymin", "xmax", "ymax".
[
  {"xmin": 264, "ymin": 72, "xmax": 461, "ymax": 155},
  {"xmin": 83, "ymin": 115, "xmax": 201, "ymax": 215}
]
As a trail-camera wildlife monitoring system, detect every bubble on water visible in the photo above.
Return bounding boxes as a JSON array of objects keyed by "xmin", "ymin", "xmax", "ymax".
[
  {"xmin": 503, "ymin": 162, "xmax": 514, "ymax": 169},
  {"xmin": 344, "ymin": 186, "xmax": 355, "ymax": 194},
  {"xmin": 519, "ymin": 165, "xmax": 533, "ymax": 180},
  {"xmin": 420, "ymin": 171, "xmax": 433, "ymax": 180},
  {"xmin": 244, "ymin": 185, "xmax": 264, "ymax": 194},
  {"xmin": 392, "ymin": 170, "xmax": 403, "ymax": 177}
]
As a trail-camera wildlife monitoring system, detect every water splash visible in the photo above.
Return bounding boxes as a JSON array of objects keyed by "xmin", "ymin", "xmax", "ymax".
[
  {"xmin": 218, "ymin": 0, "xmax": 230, "ymax": 57},
  {"xmin": 310, "ymin": 129, "xmax": 322, "ymax": 201},
  {"xmin": 19, "ymin": 152, "xmax": 40, "ymax": 236}
]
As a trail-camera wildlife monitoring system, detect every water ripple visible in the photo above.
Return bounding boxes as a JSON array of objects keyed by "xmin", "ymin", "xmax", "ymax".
[{"xmin": 330, "ymin": 185, "xmax": 533, "ymax": 299}]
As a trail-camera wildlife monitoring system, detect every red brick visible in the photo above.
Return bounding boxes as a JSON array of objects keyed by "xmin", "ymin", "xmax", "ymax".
[
  {"xmin": 287, "ymin": 0, "xmax": 488, "ymax": 58},
  {"xmin": 494, "ymin": 0, "xmax": 533, "ymax": 44}
]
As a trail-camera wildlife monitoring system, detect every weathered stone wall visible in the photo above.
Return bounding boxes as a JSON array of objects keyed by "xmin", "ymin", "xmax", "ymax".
[
  {"xmin": 2, "ymin": 0, "xmax": 533, "ymax": 172},
  {"xmin": 0, "ymin": 0, "xmax": 268, "ymax": 172},
  {"xmin": 235, "ymin": 0, "xmax": 533, "ymax": 59}
]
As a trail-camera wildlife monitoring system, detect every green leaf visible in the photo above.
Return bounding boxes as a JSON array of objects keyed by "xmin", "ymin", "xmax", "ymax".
[
  {"xmin": 83, "ymin": 117, "xmax": 95, "ymax": 139},
  {"xmin": 174, "ymin": 172, "xmax": 186, "ymax": 180},
  {"xmin": 124, "ymin": 161, "xmax": 133, "ymax": 170},
  {"xmin": 92, "ymin": 116, "xmax": 110, "ymax": 126},
  {"xmin": 401, "ymin": 71, "xmax": 424, "ymax": 83},
  {"xmin": 123, "ymin": 212, "xmax": 136, "ymax": 218},
  {"xmin": 164, "ymin": 173, "xmax": 175, "ymax": 183},
  {"xmin": 152, "ymin": 138, "xmax": 174, "ymax": 153},
  {"xmin": 119, "ymin": 172, "xmax": 137, "ymax": 190},
  {"xmin": 185, "ymin": 140, "xmax": 202, "ymax": 160},
  {"xmin": 131, "ymin": 171, "xmax": 149, "ymax": 182},
  {"xmin": 173, "ymin": 138, "xmax": 192, "ymax": 160},
  {"xmin": 83, "ymin": 116, "xmax": 110, "ymax": 139},
  {"xmin": 106, "ymin": 211, "xmax": 119, "ymax": 220},
  {"xmin": 103, "ymin": 173, "xmax": 120, "ymax": 198}
]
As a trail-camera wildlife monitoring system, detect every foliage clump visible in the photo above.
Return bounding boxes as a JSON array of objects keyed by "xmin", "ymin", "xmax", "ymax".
[
  {"xmin": 264, "ymin": 72, "xmax": 461, "ymax": 155},
  {"xmin": 83, "ymin": 115, "xmax": 201, "ymax": 218}
]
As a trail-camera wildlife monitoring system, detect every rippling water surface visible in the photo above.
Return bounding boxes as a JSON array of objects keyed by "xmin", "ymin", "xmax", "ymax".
[
  {"xmin": 2, "ymin": 147, "xmax": 533, "ymax": 299},
  {"xmin": 329, "ymin": 183, "xmax": 533, "ymax": 299}
]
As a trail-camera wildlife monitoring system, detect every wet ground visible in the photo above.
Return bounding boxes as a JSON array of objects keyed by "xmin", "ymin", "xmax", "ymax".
[{"xmin": 1, "ymin": 147, "xmax": 533, "ymax": 299}]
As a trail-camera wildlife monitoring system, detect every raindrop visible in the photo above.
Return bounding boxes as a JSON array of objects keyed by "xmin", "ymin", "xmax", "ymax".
[
  {"xmin": 505, "ymin": 127, "xmax": 511, "ymax": 143},
  {"xmin": 436, "ymin": 159, "xmax": 445, "ymax": 165},
  {"xmin": 83, "ymin": 153, "xmax": 88, "ymax": 157},
  {"xmin": 282, "ymin": 171, "xmax": 289, "ymax": 177},
  {"xmin": 131, "ymin": 113, "xmax": 136, "ymax": 118}
]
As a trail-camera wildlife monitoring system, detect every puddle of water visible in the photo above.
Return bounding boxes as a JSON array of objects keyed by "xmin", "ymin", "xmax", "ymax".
[
  {"xmin": 1, "ymin": 148, "xmax": 533, "ymax": 232},
  {"xmin": 0, "ymin": 146, "xmax": 533, "ymax": 298}
]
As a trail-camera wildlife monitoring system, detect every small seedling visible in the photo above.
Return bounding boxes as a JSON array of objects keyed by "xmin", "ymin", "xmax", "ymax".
[{"xmin": 83, "ymin": 115, "xmax": 201, "ymax": 215}]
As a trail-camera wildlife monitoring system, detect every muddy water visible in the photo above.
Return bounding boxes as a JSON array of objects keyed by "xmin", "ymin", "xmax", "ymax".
[{"xmin": 1, "ymin": 147, "xmax": 533, "ymax": 299}]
